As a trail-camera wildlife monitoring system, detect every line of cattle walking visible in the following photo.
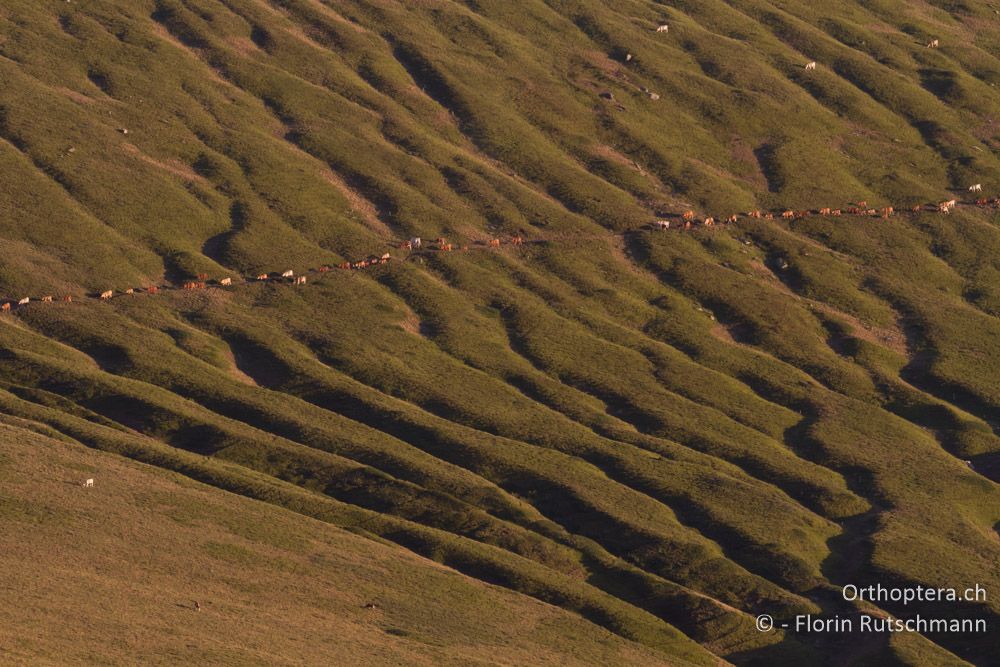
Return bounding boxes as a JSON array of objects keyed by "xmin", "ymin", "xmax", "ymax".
[{"xmin": 0, "ymin": 196, "xmax": 996, "ymax": 313}]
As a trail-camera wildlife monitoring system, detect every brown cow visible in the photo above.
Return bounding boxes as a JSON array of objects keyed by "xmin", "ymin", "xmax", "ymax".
[
  {"xmin": 318, "ymin": 266, "xmax": 331, "ymax": 273},
  {"xmin": 682, "ymin": 210, "xmax": 695, "ymax": 221},
  {"xmin": 748, "ymin": 210, "xmax": 762, "ymax": 218},
  {"xmin": 257, "ymin": 274, "xmax": 269, "ymax": 281},
  {"xmin": 63, "ymin": 295, "xmax": 73, "ymax": 302},
  {"xmin": 400, "ymin": 241, "xmax": 412, "ymax": 250},
  {"xmin": 881, "ymin": 206, "xmax": 893, "ymax": 218},
  {"xmin": 147, "ymin": 286, "xmax": 159, "ymax": 294},
  {"xmin": 782, "ymin": 210, "xmax": 795, "ymax": 219},
  {"xmin": 1, "ymin": 303, "xmax": 10, "ymax": 313},
  {"xmin": 726, "ymin": 215, "xmax": 738, "ymax": 224},
  {"xmin": 819, "ymin": 207, "xmax": 831, "ymax": 216},
  {"xmin": 976, "ymin": 198, "xmax": 989, "ymax": 207},
  {"xmin": 196, "ymin": 273, "xmax": 209, "ymax": 281},
  {"xmin": 857, "ymin": 200, "xmax": 867, "ymax": 208},
  {"xmin": 511, "ymin": 236, "xmax": 524, "ymax": 246},
  {"xmin": 441, "ymin": 243, "xmax": 454, "ymax": 251},
  {"xmin": 42, "ymin": 296, "xmax": 53, "ymax": 303},
  {"xmin": 764, "ymin": 213, "xmax": 775, "ymax": 220},
  {"xmin": 435, "ymin": 237, "xmax": 447, "ymax": 246},
  {"xmin": 489, "ymin": 238, "xmax": 501, "ymax": 248},
  {"xmin": 911, "ymin": 205, "xmax": 923, "ymax": 213},
  {"xmin": 338, "ymin": 262, "xmax": 351, "ymax": 270},
  {"xmin": 684, "ymin": 220, "xmax": 692, "ymax": 230},
  {"xmin": 831, "ymin": 209, "xmax": 841, "ymax": 216}
]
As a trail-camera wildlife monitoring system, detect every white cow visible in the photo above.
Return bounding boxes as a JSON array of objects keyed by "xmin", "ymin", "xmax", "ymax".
[
  {"xmin": 410, "ymin": 237, "xmax": 422, "ymax": 248},
  {"xmin": 281, "ymin": 270, "xmax": 294, "ymax": 278},
  {"xmin": 100, "ymin": 290, "xmax": 113, "ymax": 300},
  {"xmin": 17, "ymin": 297, "xmax": 29, "ymax": 305},
  {"xmin": 655, "ymin": 220, "xmax": 670, "ymax": 230},
  {"xmin": 83, "ymin": 478, "xmax": 94, "ymax": 488},
  {"xmin": 969, "ymin": 183, "xmax": 983, "ymax": 192},
  {"xmin": 220, "ymin": 277, "xmax": 232, "ymax": 286},
  {"xmin": 655, "ymin": 24, "xmax": 669, "ymax": 33},
  {"xmin": 804, "ymin": 61, "xmax": 817, "ymax": 71}
]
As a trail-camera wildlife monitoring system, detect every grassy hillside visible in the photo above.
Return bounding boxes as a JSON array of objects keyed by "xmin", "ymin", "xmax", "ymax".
[{"xmin": 1, "ymin": 1, "xmax": 999, "ymax": 665}]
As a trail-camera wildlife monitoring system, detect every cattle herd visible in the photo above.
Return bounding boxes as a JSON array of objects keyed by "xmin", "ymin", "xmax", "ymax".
[{"xmin": 0, "ymin": 196, "xmax": 995, "ymax": 313}]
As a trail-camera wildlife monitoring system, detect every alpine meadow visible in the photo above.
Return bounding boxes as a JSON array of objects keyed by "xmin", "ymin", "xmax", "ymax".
[{"xmin": 1, "ymin": 1, "xmax": 999, "ymax": 665}]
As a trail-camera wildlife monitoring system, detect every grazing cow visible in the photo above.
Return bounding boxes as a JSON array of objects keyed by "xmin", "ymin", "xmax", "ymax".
[
  {"xmin": 976, "ymin": 198, "xmax": 989, "ymax": 207},
  {"xmin": 338, "ymin": 262, "xmax": 351, "ymax": 270},
  {"xmin": 726, "ymin": 215, "xmax": 738, "ymax": 224},
  {"xmin": 182, "ymin": 281, "xmax": 195, "ymax": 290},
  {"xmin": 764, "ymin": 213, "xmax": 775, "ymax": 220},
  {"xmin": 969, "ymin": 183, "xmax": 983, "ymax": 192},
  {"xmin": 318, "ymin": 265, "xmax": 331, "ymax": 273},
  {"xmin": 42, "ymin": 296, "xmax": 53, "ymax": 303},
  {"xmin": 1, "ymin": 303, "xmax": 10, "ymax": 313},
  {"xmin": 125, "ymin": 288, "xmax": 134, "ymax": 295},
  {"xmin": 147, "ymin": 286, "xmax": 158, "ymax": 295},
  {"xmin": 748, "ymin": 210, "xmax": 762, "ymax": 218},
  {"xmin": 220, "ymin": 277, "xmax": 232, "ymax": 286},
  {"xmin": 857, "ymin": 201, "xmax": 867, "ymax": 208},
  {"xmin": 511, "ymin": 235, "xmax": 524, "ymax": 245},
  {"xmin": 100, "ymin": 290, "xmax": 113, "ymax": 300},
  {"xmin": 865, "ymin": 208, "xmax": 878, "ymax": 216},
  {"xmin": 682, "ymin": 210, "xmax": 695, "ymax": 221},
  {"xmin": 819, "ymin": 207, "xmax": 831, "ymax": 216},
  {"xmin": 196, "ymin": 273, "xmax": 209, "ymax": 281},
  {"xmin": 380, "ymin": 253, "xmax": 391, "ymax": 262},
  {"xmin": 400, "ymin": 240, "xmax": 412, "ymax": 250},
  {"xmin": 703, "ymin": 217, "xmax": 714, "ymax": 226},
  {"xmin": 911, "ymin": 205, "xmax": 923, "ymax": 213},
  {"xmin": 927, "ymin": 39, "xmax": 939, "ymax": 48},
  {"xmin": 411, "ymin": 237, "xmax": 422, "ymax": 248},
  {"xmin": 18, "ymin": 297, "xmax": 29, "ymax": 305},
  {"xmin": 684, "ymin": 220, "xmax": 692, "ymax": 229},
  {"xmin": 847, "ymin": 207, "xmax": 862, "ymax": 215},
  {"xmin": 489, "ymin": 238, "xmax": 501, "ymax": 248},
  {"xmin": 281, "ymin": 270, "xmax": 294, "ymax": 278},
  {"xmin": 294, "ymin": 276, "xmax": 307, "ymax": 285},
  {"xmin": 831, "ymin": 209, "xmax": 842, "ymax": 216},
  {"xmin": 655, "ymin": 220, "xmax": 670, "ymax": 230},
  {"xmin": 83, "ymin": 478, "xmax": 94, "ymax": 488},
  {"xmin": 804, "ymin": 61, "xmax": 817, "ymax": 70},
  {"xmin": 881, "ymin": 206, "xmax": 894, "ymax": 218},
  {"xmin": 63, "ymin": 295, "xmax": 73, "ymax": 302},
  {"xmin": 441, "ymin": 243, "xmax": 454, "ymax": 251},
  {"xmin": 656, "ymin": 24, "xmax": 669, "ymax": 33},
  {"xmin": 782, "ymin": 210, "xmax": 795, "ymax": 219},
  {"xmin": 257, "ymin": 274, "xmax": 269, "ymax": 281},
  {"xmin": 797, "ymin": 210, "xmax": 810, "ymax": 218}
]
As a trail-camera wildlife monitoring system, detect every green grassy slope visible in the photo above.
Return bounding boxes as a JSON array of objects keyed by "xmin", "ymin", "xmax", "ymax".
[{"xmin": 2, "ymin": 1, "xmax": 1000, "ymax": 665}]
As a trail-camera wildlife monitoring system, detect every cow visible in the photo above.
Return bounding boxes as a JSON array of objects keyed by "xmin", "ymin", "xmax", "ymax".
[
  {"xmin": 63, "ymin": 295, "xmax": 73, "ymax": 302},
  {"xmin": 411, "ymin": 237, "xmax": 422, "ymax": 248},
  {"xmin": 881, "ymin": 206, "xmax": 894, "ymax": 218},
  {"xmin": 764, "ymin": 213, "xmax": 774, "ymax": 220},
  {"xmin": 655, "ymin": 220, "xmax": 670, "ymax": 230},
  {"xmin": 380, "ymin": 253, "xmax": 391, "ymax": 261},
  {"xmin": 911, "ymin": 205, "xmax": 923, "ymax": 213},
  {"xmin": 220, "ymin": 277, "xmax": 232, "ymax": 286},
  {"xmin": 857, "ymin": 201, "xmax": 868, "ymax": 208},
  {"xmin": 441, "ymin": 243, "xmax": 454, "ymax": 251},
  {"xmin": 726, "ymin": 215, "xmax": 738, "ymax": 224},
  {"xmin": 338, "ymin": 262, "xmax": 351, "ymax": 270},
  {"xmin": 257, "ymin": 274, "xmax": 269, "ymax": 281},
  {"xmin": 748, "ymin": 210, "xmax": 762, "ymax": 218},
  {"xmin": 182, "ymin": 282, "xmax": 196, "ymax": 290},
  {"xmin": 318, "ymin": 266, "xmax": 331, "ymax": 273},
  {"xmin": 969, "ymin": 183, "xmax": 983, "ymax": 193},
  {"xmin": 865, "ymin": 208, "xmax": 878, "ymax": 216},
  {"xmin": 1, "ymin": 303, "xmax": 9, "ymax": 313},
  {"xmin": 819, "ymin": 207, "xmax": 831, "ymax": 216},
  {"xmin": 281, "ymin": 270, "xmax": 294, "ymax": 278},
  {"xmin": 83, "ymin": 478, "xmax": 94, "ymax": 488},
  {"xmin": 831, "ymin": 209, "xmax": 842, "ymax": 216},
  {"xmin": 400, "ymin": 240, "xmax": 412, "ymax": 250},
  {"xmin": 42, "ymin": 296, "xmax": 53, "ymax": 303},
  {"xmin": 782, "ymin": 210, "xmax": 795, "ymax": 219},
  {"xmin": 703, "ymin": 217, "xmax": 714, "ymax": 226},
  {"xmin": 511, "ymin": 236, "xmax": 524, "ymax": 246},
  {"xmin": 125, "ymin": 288, "xmax": 134, "ymax": 295},
  {"xmin": 18, "ymin": 297, "xmax": 29, "ymax": 305},
  {"xmin": 293, "ymin": 276, "xmax": 307, "ymax": 285},
  {"xmin": 147, "ymin": 286, "xmax": 158, "ymax": 295},
  {"xmin": 489, "ymin": 238, "xmax": 501, "ymax": 248},
  {"xmin": 847, "ymin": 207, "xmax": 862, "ymax": 215},
  {"xmin": 196, "ymin": 273, "xmax": 209, "ymax": 281},
  {"xmin": 927, "ymin": 39, "xmax": 939, "ymax": 48},
  {"xmin": 682, "ymin": 210, "xmax": 695, "ymax": 221},
  {"xmin": 976, "ymin": 198, "xmax": 989, "ymax": 207},
  {"xmin": 655, "ymin": 24, "xmax": 669, "ymax": 33},
  {"xmin": 804, "ymin": 61, "xmax": 817, "ymax": 71}
]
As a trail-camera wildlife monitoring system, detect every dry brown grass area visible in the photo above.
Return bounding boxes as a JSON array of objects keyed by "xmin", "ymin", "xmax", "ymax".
[{"xmin": 0, "ymin": 424, "xmax": 668, "ymax": 666}]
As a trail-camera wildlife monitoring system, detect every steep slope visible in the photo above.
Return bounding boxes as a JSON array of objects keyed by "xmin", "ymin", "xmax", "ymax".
[{"xmin": 2, "ymin": 1, "xmax": 1000, "ymax": 665}]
